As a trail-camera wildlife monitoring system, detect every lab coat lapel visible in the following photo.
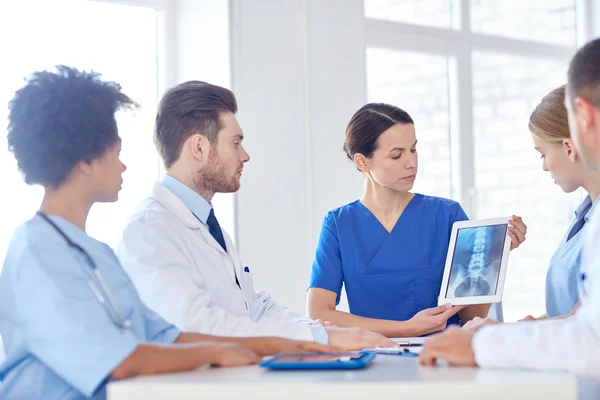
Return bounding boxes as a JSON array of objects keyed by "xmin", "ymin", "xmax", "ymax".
[
  {"xmin": 199, "ymin": 224, "xmax": 244, "ymax": 289},
  {"xmin": 153, "ymin": 182, "xmax": 230, "ymax": 258},
  {"xmin": 152, "ymin": 182, "xmax": 238, "ymax": 281},
  {"xmin": 197, "ymin": 224, "xmax": 230, "ymax": 257},
  {"xmin": 223, "ymin": 232, "xmax": 244, "ymax": 287}
]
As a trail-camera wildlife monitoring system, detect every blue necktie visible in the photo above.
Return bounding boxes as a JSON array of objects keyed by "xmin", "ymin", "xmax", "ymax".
[
  {"xmin": 566, "ymin": 203, "xmax": 592, "ymax": 242},
  {"xmin": 207, "ymin": 208, "xmax": 227, "ymax": 252},
  {"xmin": 206, "ymin": 209, "xmax": 240, "ymax": 288}
]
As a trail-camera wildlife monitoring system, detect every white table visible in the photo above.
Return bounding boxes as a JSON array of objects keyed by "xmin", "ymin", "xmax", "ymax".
[{"xmin": 108, "ymin": 355, "xmax": 577, "ymax": 400}]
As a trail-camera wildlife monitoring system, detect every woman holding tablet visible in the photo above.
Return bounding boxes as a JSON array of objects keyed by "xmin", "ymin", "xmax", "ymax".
[
  {"xmin": 306, "ymin": 103, "xmax": 527, "ymax": 337},
  {"xmin": 0, "ymin": 67, "xmax": 334, "ymax": 400},
  {"xmin": 465, "ymin": 85, "xmax": 600, "ymax": 330}
]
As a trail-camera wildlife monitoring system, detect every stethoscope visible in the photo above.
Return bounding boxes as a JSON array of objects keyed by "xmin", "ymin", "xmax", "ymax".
[{"xmin": 37, "ymin": 211, "xmax": 132, "ymax": 329}]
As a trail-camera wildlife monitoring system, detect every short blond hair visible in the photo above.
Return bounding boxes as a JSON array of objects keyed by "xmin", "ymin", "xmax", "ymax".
[{"xmin": 528, "ymin": 85, "xmax": 570, "ymax": 143}]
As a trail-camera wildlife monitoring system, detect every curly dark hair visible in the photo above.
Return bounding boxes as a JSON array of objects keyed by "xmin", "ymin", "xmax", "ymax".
[{"xmin": 7, "ymin": 65, "xmax": 138, "ymax": 187}]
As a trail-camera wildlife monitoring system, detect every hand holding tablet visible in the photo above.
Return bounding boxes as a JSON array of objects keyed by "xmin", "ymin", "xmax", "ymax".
[{"xmin": 407, "ymin": 303, "xmax": 465, "ymax": 335}]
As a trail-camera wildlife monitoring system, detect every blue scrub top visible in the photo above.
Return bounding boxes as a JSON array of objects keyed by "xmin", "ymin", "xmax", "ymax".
[
  {"xmin": 0, "ymin": 215, "xmax": 180, "ymax": 400},
  {"xmin": 545, "ymin": 196, "xmax": 597, "ymax": 318},
  {"xmin": 309, "ymin": 194, "xmax": 468, "ymax": 326}
]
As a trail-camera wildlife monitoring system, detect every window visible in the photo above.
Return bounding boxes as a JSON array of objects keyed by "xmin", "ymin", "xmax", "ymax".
[
  {"xmin": 365, "ymin": 0, "xmax": 581, "ymax": 321},
  {"xmin": 472, "ymin": 52, "xmax": 582, "ymax": 319},
  {"xmin": 366, "ymin": 48, "xmax": 453, "ymax": 199},
  {"xmin": 365, "ymin": 0, "xmax": 453, "ymax": 29},
  {"xmin": 470, "ymin": 0, "xmax": 577, "ymax": 46},
  {"xmin": 0, "ymin": 0, "xmax": 160, "ymax": 267}
]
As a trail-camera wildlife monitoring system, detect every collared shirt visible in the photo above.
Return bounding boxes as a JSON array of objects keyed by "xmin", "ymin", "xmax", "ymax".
[
  {"xmin": 159, "ymin": 175, "xmax": 328, "ymax": 344},
  {"xmin": 162, "ymin": 174, "xmax": 212, "ymax": 225},
  {"xmin": 0, "ymin": 215, "xmax": 180, "ymax": 400},
  {"xmin": 545, "ymin": 195, "xmax": 596, "ymax": 317}
]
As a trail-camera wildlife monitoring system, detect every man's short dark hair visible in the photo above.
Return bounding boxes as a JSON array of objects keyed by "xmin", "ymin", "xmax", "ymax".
[
  {"xmin": 154, "ymin": 81, "xmax": 238, "ymax": 169},
  {"xmin": 568, "ymin": 37, "xmax": 600, "ymax": 108},
  {"xmin": 7, "ymin": 65, "xmax": 137, "ymax": 187}
]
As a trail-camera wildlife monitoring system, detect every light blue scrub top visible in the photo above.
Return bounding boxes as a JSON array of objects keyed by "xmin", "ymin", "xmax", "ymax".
[
  {"xmin": 309, "ymin": 194, "xmax": 468, "ymax": 327},
  {"xmin": 545, "ymin": 195, "xmax": 597, "ymax": 318},
  {"xmin": 0, "ymin": 215, "xmax": 181, "ymax": 400}
]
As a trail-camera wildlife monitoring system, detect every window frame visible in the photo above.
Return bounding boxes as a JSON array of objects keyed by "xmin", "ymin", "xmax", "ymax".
[{"xmin": 89, "ymin": 0, "xmax": 177, "ymax": 182}]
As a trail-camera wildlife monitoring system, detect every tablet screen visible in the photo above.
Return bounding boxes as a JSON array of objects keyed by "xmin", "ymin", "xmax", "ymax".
[
  {"xmin": 445, "ymin": 224, "xmax": 508, "ymax": 298},
  {"xmin": 269, "ymin": 352, "xmax": 363, "ymax": 364}
]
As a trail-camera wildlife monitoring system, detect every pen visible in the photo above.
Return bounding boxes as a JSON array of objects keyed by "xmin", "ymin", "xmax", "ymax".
[
  {"xmin": 396, "ymin": 342, "xmax": 423, "ymax": 347},
  {"xmin": 376, "ymin": 348, "xmax": 418, "ymax": 357}
]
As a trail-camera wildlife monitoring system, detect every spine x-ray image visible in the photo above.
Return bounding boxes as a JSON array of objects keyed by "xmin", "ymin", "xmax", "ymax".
[{"xmin": 446, "ymin": 224, "xmax": 507, "ymax": 298}]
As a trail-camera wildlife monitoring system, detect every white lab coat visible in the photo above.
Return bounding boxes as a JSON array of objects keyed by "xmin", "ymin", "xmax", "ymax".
[
  {"xmin": 472, "ymin": 204, "xmax": 600, "ymax": 379},
  {"xmin": 116, "ymin": 182, "xmax": 314, "ymax": 340}
]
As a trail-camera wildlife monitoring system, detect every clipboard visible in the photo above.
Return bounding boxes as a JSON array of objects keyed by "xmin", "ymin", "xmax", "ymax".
[{"xmin": 259, "ymin": 351, "xmax": 376, "ymax": 370}]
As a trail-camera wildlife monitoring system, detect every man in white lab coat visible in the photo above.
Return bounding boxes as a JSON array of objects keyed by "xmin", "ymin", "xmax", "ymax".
[
  {"xmin": 116, "ymin": 81, "xmax": 393, "ymax": 350},
  {"xmin": 419, "ymin": 37, "xmax": 600, "ymax": 378}
]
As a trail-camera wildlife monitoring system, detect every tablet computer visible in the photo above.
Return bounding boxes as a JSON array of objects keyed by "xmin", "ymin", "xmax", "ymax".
[
  {"xmin": 438, "ymin": 217, "xmax": 512, "ymax": 306},
  {"xmin": 259, "ymin": 351, "xmax": 376, "ymax": 370}
]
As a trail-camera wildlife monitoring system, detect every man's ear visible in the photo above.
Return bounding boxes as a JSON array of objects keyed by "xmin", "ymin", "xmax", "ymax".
[
  {"xmin": 188, "ymin": 133, "xmax": 209, "ymax": 162},
  {"xmin": 574, "ymin": 96, "xmax": 595, "ymax": 136}
]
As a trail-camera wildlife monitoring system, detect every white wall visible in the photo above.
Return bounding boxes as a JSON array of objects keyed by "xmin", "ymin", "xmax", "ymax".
[
  {"xmin": 577, "ymin": 0, "xmax": 600, "ymax": 43},
  {"xmin": 231, "ymin": 0, "xmax": 366, "ymax": 314},
  {"xmin": 593, "ymin": 0, "xmax": 600, "ymax": 38},
  {"xmin": 162, "ymin": 0, "xmax": 237, "ymax": 238}
]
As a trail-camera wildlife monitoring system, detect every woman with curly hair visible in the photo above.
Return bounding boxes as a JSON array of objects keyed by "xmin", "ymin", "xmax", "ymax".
[{"xmin": 0, "ymin": 66, "xmax": 331, "ymax": 400}]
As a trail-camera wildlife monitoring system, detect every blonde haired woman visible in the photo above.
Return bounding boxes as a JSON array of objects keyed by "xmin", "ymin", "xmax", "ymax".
[
  {"xmin": 523, "ymin": 84, "xmax": 600, "ymax": 320},
  {"xmin": 467, "ymin": 85, "xmax": 600, "ymax": 329}
]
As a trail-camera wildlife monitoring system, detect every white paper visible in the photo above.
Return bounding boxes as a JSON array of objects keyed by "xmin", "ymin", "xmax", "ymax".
[{"xmin": 365, "ymin": 346, "xmax": 423, "ymax": 355}]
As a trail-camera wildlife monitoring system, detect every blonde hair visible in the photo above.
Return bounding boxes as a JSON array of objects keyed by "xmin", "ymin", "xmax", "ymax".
[{"xmin": 528, "ymin": 85, "xmax": 570, "ymax": 143}]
